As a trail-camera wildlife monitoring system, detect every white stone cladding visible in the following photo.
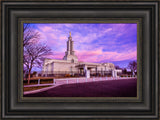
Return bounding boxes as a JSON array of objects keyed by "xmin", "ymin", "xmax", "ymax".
[
  {"xmin": 53, "ymin": 62, "xmax": 78, "ymax": 72},
  {"xmin": 42, "ymin": 58, "xmax": 115, "ymax": 75}
]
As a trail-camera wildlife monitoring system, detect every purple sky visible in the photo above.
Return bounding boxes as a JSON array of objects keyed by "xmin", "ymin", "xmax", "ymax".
[{"xmin": 27, "ymin": 23, "xmax": 137, "ymax": 69}]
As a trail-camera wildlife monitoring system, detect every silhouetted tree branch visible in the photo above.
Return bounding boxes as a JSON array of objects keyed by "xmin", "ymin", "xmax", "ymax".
[{"xmin": 23, "ymin": 23, "xmax": 40, "ymax": 47}]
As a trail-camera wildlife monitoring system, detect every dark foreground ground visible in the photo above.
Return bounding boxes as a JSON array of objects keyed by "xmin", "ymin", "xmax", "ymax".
[{"xmin": 24, "ymin": 78, "xmax": 137, "ymax": 97}]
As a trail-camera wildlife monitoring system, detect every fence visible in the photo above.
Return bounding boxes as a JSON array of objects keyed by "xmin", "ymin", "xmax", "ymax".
[
  {"xmin": 40, "ymin": 70, "xmax": 113, "ymax": 77},
  {"xmin": 24, "ymin": 76, "xmax": 136, "ymax": 88}
]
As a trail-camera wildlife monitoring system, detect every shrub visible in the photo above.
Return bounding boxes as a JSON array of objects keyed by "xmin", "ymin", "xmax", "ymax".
[
  {"xmin": 107, "ymin": 75, "xmax": 112, "ymax": 77},
  {"xmin": 32, "ymin": 71, "xmax": 37, "ymax": 75},
  {"xmin": 38, "ymin": 74, "xmax": 41, "ymax": 77},
  {"xmin": 65, "ymin": 74, "xmax": 71, "ymax": 77}
]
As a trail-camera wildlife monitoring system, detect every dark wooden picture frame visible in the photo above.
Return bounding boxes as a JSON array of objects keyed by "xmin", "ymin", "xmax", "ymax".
[{"xmin": 1, "ymin": 0, "xmax": 159, "ymax": 119}]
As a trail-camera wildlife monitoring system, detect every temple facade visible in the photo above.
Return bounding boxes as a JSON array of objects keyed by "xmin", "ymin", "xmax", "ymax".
[{"xmin": 42, "ymin": 32, "xmax": 117, "ymax": 77}]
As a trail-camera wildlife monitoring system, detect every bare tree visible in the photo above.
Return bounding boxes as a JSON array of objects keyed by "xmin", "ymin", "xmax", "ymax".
[
  {"xmin": 23, "ymin": 23, "xmax": 40, "ymax": 68},
  {"xmin": 128, "ymin": 61, "xmax": 137, "ymax": 76},
  {"xmin": 24, "ymin": 43, "xmax": 52, "ymax": 84},
  {"xmin": 23, "ymin": 23, "xmax": 40, "ymax": 47},
  {"xmin": 23, "ymin": 24, "xmax": 52, "ymax": 84}
]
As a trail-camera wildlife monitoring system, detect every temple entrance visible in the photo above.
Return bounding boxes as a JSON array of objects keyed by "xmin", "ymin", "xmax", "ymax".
[
  {"xmin": 79, "ymin": 68, "xmax": 84, "ymax": 76},
  {"xmin": 76, "ymin": 64, "xmax": 98, "ymax": 78}
]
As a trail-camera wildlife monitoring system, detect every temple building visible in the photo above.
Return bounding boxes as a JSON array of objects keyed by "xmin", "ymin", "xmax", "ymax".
[{"xmin": 42, "ymin": 32, "xmax": 118, "ymax": 77}]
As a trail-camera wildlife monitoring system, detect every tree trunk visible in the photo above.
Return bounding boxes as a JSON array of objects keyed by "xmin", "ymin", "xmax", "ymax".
[
  {"xmin": 28, "ymin": 69, "xmax": 31, "ymax": 84},
  {"xmin": 132, "ymin": 70, "xmax": 134, "ymax": 77}
]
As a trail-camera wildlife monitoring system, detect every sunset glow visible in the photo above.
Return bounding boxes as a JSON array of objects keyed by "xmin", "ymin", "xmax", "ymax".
[{"xmin": 26, "ymin": 23, "xmax": 137, "ymax": 68}]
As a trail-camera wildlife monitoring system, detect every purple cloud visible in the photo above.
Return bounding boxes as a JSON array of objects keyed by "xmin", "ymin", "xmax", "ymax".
[{"xmin": 26, "ymin": 23, "xmax": 137, "ymax": 68}]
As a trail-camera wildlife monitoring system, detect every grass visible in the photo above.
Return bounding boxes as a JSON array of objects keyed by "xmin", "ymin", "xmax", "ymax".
[
  {"xmin": 23, "ymin": 85, "xmax": 52, "ymax": 92},
  {"xmin": 40, "ymin": 80, "xmax": 53, "ymax": 84},
  {"xmin": 23, "ymin": 77, "xmax": 54, "ymax": 80},
  {"xmin": 23, "ymin": 79, "xmax": 53, "ymax": 85}
]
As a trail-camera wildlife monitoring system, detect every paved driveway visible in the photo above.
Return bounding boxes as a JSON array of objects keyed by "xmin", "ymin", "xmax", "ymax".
[{"xmin": 24, "ymin": 78, "xmax": 137, "ymax": 97}]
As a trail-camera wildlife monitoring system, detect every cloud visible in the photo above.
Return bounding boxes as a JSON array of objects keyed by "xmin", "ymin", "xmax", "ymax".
[
  {"xmin": 41, "ymin": 26, "xmax": 53, "ymax": 32},
  {"xmin": 47, "ymin": 52, "xmax": 64, "ymax": 59},
  {"xmin": 29, "ymin": 23, "xmax": 137, "ymax": 64},
  {"xmin": 75, "ymin": 48, "xmax": 137, "ymax": 63}
]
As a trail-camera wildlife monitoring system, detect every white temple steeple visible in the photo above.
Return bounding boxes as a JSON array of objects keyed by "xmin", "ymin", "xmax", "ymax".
[
  {"xmin": 66, "ymin": 32, "xmax": 74, "ymax": 55},
  {"xmin": 63, "ymin": 32, "xmax": 78, "ymax": 63}
]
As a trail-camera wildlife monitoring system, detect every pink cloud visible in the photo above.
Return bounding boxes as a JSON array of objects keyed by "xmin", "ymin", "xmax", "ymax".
[
  {"xmin": 46, "ymin": 52, "xmax": 64, "ymax": 59},
  {"xmin": 39, "ymin": 26, "xmax": 53, "ymax": 32},
  {"xmin": 43, "ymin": 47, "xmax": 137, "ymax": 64},
  {"xmin": 75, "ymin": 49, "xmax": 137, "ymax": 63},
  {"xmin": 59, "ymin": 36, "xmax": 67, "ymax": 41},
  {"xmin": 31, "ymin": 23, "xmax": 137, "ymax": 64}
]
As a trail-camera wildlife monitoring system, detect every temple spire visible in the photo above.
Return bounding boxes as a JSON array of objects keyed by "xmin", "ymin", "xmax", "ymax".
[
  {"xmin": 65, "ymin": 31, "xmax": 74, "ymax": 55},
  {"xmin": 63, "ymin": 31, "xmax": 78, "ymax": 62},
  {"xmin": 69, "ymin": 31, "xmax": 71, "ymax": 37}
]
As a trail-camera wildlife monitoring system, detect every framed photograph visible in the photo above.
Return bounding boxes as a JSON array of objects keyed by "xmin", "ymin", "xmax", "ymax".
[
  {"xmin": 23, "ymin": 22, "xmax": 138, "ymax": 98},
  {"xmin": 1, "ymin": 0, "xmax": 159, "ymax": 119}
]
